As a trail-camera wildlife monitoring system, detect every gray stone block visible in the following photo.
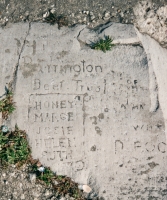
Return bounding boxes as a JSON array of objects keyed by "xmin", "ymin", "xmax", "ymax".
[{"xmin": 0, "ymin": 22, "xmax": 166, "ymax": 199}]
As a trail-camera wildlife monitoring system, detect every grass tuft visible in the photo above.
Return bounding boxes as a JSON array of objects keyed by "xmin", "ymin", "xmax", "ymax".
[
  {"xmin": 90, "ymin": 35, "xmax": 114, "ymax": 53},
  {"xmin": 0, "ymin": 88, "xmax": 15, "ymax": 119},
  {"xmin": 0, "ymin": 125, "xmax": 31, "ymax": 166}
]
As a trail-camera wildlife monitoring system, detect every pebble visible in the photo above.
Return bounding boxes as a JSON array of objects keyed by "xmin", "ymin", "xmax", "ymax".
[
  {"xmin": 44, "ymin": 189, "xmax": 50, "ymax": 196},
  {"xmin": 83, "ymin": 17, "xmax": 87, "ymax": 22},
  {"xmin": 103, "ymin": 11, "xmax": 111, "ymax": 20},
  {"xmin": 50, "ymin": 8, "xmax": 56, "ymax": 14},
  {"xmin": 4, "ymin": 17, "xmax": 8, "ymax": 22},
  {"xmin": 90, "ymin": 12, "xmax": 96, "ymax": 21},
  {"xmin": 43, "ymin": 11, "xmax": 49, "ymax": 18},
  {"xmin": 120, "ymin": 12, "xmax": 124, "ymax": 17},
  {"xmin": 104, "ymin": 11, "xmax": 110, "ymax": 18},
  {"xmin": 83, "ymin": 10, "xmax": 89, "ymax": 15},
  {"xmin": 19, "ymin": 183, "xmax": 23, "ymax": 188},
  {"xmin": 21, "ymin": 194, "xmax": 25, "ymax": 199},
  {"xmin": 90, "ymin": 16, "xmax": 96, "ymax": 21},
  {"xmin": 53, "ymin": 180, "xmax": 59, "ymax": 185},
  {"xmin": 24, "ymin": 11, "xmax": 29, "ymax": 17},
  {"xmin": 89, "ymin": 11, "xmax": 94, "ymax": 16},
  {"xmin": 50, "ymin": 197, "xmax": 57, "ymax": 200},
  {"xmin": 65, "ymin": 194, "xmax": 70, "ymax": 198},
  {"xmin": 29, "ymin": 173, "xmax": 36, "ymax": 183},
  {"xmin": 59, "ymin": 197, "xmax": 66, "ymax": 200}
]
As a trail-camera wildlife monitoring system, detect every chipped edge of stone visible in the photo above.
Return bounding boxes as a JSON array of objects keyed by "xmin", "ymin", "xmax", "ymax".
[
  {"xmin": 134, "ymin": 27, "xmax": 159, "ymax": 113},
  {"xmin": 148, "ymin": 57, "xmax": 159, "ymax": 113},
  {"xmin": 77, "ymin": 23, "xmax": 141, "ymax": 46},
  {"xmin": 112, "ymin": 37, "xmax": 140, "ymax": 45}
]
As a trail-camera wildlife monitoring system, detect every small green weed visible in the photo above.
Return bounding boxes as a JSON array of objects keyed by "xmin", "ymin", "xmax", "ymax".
[
  {"xmin": 0, "ymin": 88, "xmax": 15, "ymax": 119},
  {"xmin": 0, "ymin": 125, "xmax": 31, "ymax": 166},
  {"xmin": 90, "ymin": 35, "xmax": 114, "ymax": 53}
]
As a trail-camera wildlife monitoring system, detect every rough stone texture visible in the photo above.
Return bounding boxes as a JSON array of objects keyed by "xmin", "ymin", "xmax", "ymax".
[
  {"xmin": 134, "ymin": 0, "xmax": 167, "ymax": 48},
  {"xmin": 0, "ymin": 23, "xmax": 167, "ymax": 199}
]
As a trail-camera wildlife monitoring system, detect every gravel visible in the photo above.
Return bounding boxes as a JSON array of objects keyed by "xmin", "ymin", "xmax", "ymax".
[
  {"xmin": 0, "ymin": 164, "xmax": 59, "ymax": 200},
  {"xmin": 0, "ymin": 0, "xmax": 165, "ymax": 28}
]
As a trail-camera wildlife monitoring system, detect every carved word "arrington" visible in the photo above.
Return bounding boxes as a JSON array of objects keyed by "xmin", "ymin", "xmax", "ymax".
[{"xmin": 24, "ymin": 59, "xmax": 103, "ymax": 74}]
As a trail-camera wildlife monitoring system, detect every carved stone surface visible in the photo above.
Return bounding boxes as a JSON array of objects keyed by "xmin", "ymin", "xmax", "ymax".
[
  {"xmin": 134, "ymin": 1, "xmax": 167, "ymax": 48},
  {"xmin": 0, "ymin": 23, "xmax": 167, "ymax": 199}
]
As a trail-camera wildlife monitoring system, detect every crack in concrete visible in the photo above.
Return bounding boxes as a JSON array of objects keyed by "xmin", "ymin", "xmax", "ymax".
[
  {"xmin": 96, "ymin": 22, "xmax": 113, "ymax": 34},
  {"xmin": 77, "ymin": 27, "xmax": 85, "ymax": 39},
  {"xmin": 76, "ymin": 27, "xmax": 86, "ymax": 47},
  {"xmin": 11, "ymin": 22, "xmax": 31, "ymax": 91},
  {"xmin": 76, "ymin": 26, "xmax": 88, "ymax": 48}
]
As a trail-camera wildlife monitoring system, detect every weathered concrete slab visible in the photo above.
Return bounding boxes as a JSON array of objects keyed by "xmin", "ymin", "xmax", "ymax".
[{"xmin": 0, "ymin": 23, "xmax": 167, "ymax": 199}]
